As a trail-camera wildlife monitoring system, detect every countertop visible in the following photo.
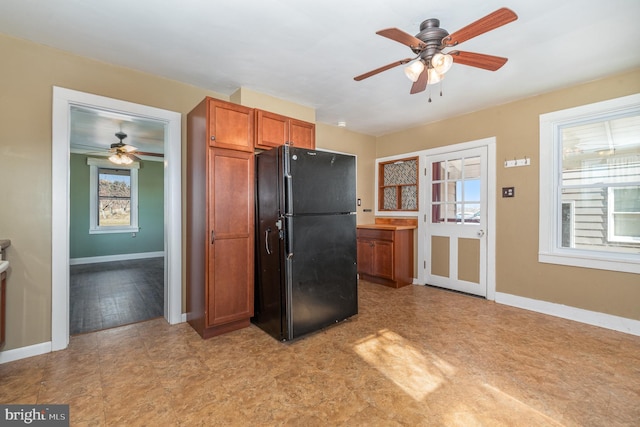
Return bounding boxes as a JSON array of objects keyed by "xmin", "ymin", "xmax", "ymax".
[{"xmin": 357, "ymin": 224, "xmax": 417, "ymax": 231}]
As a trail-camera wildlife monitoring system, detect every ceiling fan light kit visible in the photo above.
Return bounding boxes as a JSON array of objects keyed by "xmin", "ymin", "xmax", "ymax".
[
  {"xmin": 432, "ymin": 53, "xmax": 453, "ymax": 74},
  {"xmin": 107, "ymin": 131, "xmax": 141, "ymax": 164},
  {"xmin": 354, "ymin": 7, "xmax": 518, "ymax": 98},
  {"xmin": 404, "ymin": 60, "xmax": 425, "ymax": 82},
  {"xmin": 108, "ymin": 152, "xmax": 134, "ymax": 165}
]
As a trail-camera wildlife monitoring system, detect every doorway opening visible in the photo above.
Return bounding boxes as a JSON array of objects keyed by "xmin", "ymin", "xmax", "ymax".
[
  {"xmin": 68, "ymin": 105, "xmax": 168, "ymax": 334},
  {"xmin": 52, "ymin": 87, "xmax": 182, "ymax": 350}
]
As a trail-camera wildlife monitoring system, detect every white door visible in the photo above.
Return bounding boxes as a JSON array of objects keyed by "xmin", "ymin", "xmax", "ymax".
[{"xmin": 425, "ymin": 146, "xmax": 488, "ymax": 296}]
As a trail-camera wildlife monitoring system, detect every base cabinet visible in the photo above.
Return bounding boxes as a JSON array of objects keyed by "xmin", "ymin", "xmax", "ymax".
[
  {"xmin": 357, "ymin": 227, "xmax": 414, "ymax": 288},
  {"xmin": 187, "ymin": 98, "xmax": 255, "ymax": 338}
]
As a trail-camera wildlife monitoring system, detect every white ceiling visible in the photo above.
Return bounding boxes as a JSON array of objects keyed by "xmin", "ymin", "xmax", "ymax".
[{"xmin": 1, "ymin": 0, "xmax": 639, "ymax": 139}]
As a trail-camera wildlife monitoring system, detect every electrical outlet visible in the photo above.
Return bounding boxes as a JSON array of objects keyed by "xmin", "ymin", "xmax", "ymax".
[{"xmin": 502, "ymin": 187, "xmax": 515, "ymax": 198}]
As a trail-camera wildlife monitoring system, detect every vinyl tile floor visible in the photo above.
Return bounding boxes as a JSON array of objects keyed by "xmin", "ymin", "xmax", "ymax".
[
  {"xmin": 1, "ymin": 280, "xmax": 639, "ymax": 426},
  {"xmin": 69, "ymin": 257, "xmax": 164, "ymax": 335}
]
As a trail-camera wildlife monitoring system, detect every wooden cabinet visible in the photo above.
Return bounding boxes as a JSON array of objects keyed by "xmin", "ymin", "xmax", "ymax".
[
  {"xmin": 187, "ymin": 98, "xmax": 255, "ymax": 338},
  {"xmin": 207, "ymin": 97, "xmax": 255, "ymax": 152},
  {"xmin": 357, "ymin": 226, "xmax": 414, "ymax": 288},
  {"xmin": 255, "ymin": 109, "xmax": 315, "ymax": 150}
]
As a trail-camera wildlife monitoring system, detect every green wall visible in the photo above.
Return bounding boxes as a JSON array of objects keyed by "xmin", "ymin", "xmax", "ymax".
[{"xmin": 69, "ymin": 153, "xmax": 164, "ymax": 258}]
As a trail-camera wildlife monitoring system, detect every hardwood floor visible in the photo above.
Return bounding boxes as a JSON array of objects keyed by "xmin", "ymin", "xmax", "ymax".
[
  {"xmin": 1, "ymin": 280, "xmax": 638, "ymax": 425},
  {"xmin": 69, "ymin": 257, "xmax": 164, "ymax": 335}
]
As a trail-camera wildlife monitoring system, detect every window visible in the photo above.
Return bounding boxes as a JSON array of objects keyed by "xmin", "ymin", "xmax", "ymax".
[
  {"xmin": 431, "ymin": 155, "xmax": 481, "ymax": 224},
  {"xmin": 539, "ymin": 94, "xmax": 640, "ymax": 274},
  {"xmin": 87, "ymin": 158, "xmax": 139, "ymax": 234},
  {"xmin": 608, "ymin": 187, "xmax": 640, "ymax": 243},
  {"xmin": 378, "ymin": 156, "xmax": 418, "ymax": 211}
]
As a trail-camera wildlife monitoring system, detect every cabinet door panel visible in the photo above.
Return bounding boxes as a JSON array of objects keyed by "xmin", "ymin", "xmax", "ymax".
[
  {"xmin": 209, "ymin": 100, "xmax": 254, "ymax": 152},
  {"xmin": 255, "ymin": 110, "xmax": 287, "ymax": 149},
  {"xmin": 289, "ymin": 118, "xmax": 315, "ymax": 149},
  {"xmin": 356, "ymin": 239, "xmax": 373, "ymax": 275},
  {"xmin": 208, "ymin": 148, "xmax": 255, "ymax": 327},
  {"xmin": 209, "ymin": 238, "xmax": 253, "ymax": 325},
  {"xmin": 372, "ymin": 241, "xmax": 394, "ymax": 279}
]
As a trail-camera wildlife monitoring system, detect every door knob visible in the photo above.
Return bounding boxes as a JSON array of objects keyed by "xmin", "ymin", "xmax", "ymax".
[{"xmin": 477, "ymin": 229, "xmax": 485, "ymax": 237}]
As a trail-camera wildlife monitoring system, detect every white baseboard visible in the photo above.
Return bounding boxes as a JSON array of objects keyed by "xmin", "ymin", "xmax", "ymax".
[
  {"xmin": 70, "ymin": 251, "xmax": 165, "ymax": 265},
  {"xmin": 0, "ymin": 341, "xmax": 52, "ymax": 364},
  {"xmin": 495, "ymin": 292, "xmax": 640, "ymax": 336}
]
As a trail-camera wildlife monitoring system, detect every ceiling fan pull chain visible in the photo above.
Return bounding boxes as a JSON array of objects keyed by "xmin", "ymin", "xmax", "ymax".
[
  {"xmin": 428, "ymin": 87, "xmax": 432, "ymax": 103},
  {"xmin": 440, "ymin": 81, "xmax": 443, "ymax": 97}
]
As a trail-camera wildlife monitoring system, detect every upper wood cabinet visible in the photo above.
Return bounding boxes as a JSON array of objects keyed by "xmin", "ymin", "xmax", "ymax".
[
  {"xmin": 255, "ymin": 109, "xmax": 315, "ymax": 150},
  {"xmin": 207, "ymin": 98, "xmax": 255, "ymax": 152}
]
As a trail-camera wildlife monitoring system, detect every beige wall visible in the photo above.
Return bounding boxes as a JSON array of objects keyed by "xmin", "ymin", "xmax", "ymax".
[
  {"xmin": 231, "ymin": 87, "xmax": 316, "ymax": 123},
  {"xmin": 376, "ymin": 68, "xmax": 640, "ymax": 320}
]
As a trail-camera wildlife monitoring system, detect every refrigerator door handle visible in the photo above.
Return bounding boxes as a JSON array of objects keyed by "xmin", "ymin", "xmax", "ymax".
[
  {"xmin": 285, "ymin": 217, "xmax": 294, "ymax": 259},
  {"xmin": 284, "ymin": 175, "xmax": 293, "ymax": 215},
  {"xmin": 265, "ymin": 228, "xmax": 272, "ymax": 255}
]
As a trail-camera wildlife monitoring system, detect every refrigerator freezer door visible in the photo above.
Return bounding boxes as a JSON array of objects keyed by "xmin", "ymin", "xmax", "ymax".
[
  {"xmin": 284, "ymin": 147, "xmax": 356, "ymax": 215},
  {"xmin": 285, "ymin": 213, "xmax": 358, "ymax": 340}
]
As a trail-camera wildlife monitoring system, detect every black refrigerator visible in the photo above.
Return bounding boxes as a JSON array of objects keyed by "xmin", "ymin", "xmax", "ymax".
[{"xmin": 253, "ymin": 145, "xmax": 358, "ymax": 341}]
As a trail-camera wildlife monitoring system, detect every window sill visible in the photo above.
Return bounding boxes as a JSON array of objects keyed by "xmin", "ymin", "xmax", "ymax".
[
  {"xmin": 89, "ymin": 227, "xmax": 139, "ymax": 235},
  {"xmin": 538, "ymin": 251, "xmax": 640, "ymax": 274}
]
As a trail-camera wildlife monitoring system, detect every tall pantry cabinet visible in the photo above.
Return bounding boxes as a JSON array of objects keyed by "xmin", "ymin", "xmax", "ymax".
[{"xmin": 187, "ymin": 97, "xmax": 255, "ymax": 338}]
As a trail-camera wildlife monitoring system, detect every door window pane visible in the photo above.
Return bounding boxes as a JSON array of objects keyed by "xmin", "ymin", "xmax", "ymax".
[{"xmin": 431, "ymin": 156, "xmax": 481, "ymax": 224}]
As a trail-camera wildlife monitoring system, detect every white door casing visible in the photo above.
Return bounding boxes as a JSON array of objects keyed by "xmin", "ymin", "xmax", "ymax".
[{"xmin": 52, "ymin": 87, "xmax": 182, "ymax": 351}]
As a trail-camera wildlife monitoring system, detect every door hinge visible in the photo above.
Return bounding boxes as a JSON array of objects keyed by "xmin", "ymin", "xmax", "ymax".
[{"xmin": 424, "ymin": 260, "xmax": 426, "ymax": 269}]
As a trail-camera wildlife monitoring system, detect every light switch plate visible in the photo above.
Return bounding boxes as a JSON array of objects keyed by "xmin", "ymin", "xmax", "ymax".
[{"xmin": 502, "ymin": 187, "xmax": 515, "ymax": 198}]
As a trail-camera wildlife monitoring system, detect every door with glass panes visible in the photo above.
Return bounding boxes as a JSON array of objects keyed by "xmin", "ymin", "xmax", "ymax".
[{"xmin": 425, "ymin": 147, "xmax": 487, "ymax": 296}]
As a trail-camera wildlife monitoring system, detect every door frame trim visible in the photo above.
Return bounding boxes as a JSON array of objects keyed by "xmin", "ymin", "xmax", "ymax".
[
  {"xmin": 417, "ymin": 137, "xmax": 496, "ymax": 300},
  {"xmin": 51, "ymin": 87, "xmax": 183, "ymax": 351}
]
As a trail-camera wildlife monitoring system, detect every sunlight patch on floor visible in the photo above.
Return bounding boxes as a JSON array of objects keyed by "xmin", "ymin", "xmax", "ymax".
[{"xmin": 353, "ymin": 329, "xmax": 456, "ymax": 401}]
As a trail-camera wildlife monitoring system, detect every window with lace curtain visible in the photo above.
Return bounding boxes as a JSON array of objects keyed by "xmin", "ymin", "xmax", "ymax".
[{"xmin": 378, "ymin": 157, "xmax": 418, "ymax": 211}]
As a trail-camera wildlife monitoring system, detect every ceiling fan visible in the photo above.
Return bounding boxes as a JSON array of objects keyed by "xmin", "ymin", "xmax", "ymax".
[
  {"xmin": 108, "ymin": 131, "xmax": 163, "ymax": 165},
  {"xmin": 354, "ymin": 8, "xmax": 518, "ymax": 96}
]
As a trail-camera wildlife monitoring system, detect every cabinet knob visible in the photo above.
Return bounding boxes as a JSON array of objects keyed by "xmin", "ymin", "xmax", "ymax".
[{"xmin": 210, "ymin": 136, "xmax": 216, "ymax": 141}]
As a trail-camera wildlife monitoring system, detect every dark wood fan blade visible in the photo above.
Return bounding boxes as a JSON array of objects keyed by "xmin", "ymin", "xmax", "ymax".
[
  {"xmin": 354, "ymin": 58, "xmax": 413, "ymax": 81},
  {"xmin": 376, "ymin": 28, "xmax": 426, "ymax": 50},
  {"xmin": 410, "ymin": 68, "xmax": 429, "ymax": 94},
  {"xmin": 450, "ymin": 50, "xmax": 508, "ymax": 71},
  {"xmin": 136, "ymin": 151, "xmax": 164, "ymax": 157},
  {"xmin": 443, "ymin": 8, "xmax": 517, "ymax": 46},
  {"xmin": 128, "ymin": 153, "xmax": 142, "ymax": 162}
]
